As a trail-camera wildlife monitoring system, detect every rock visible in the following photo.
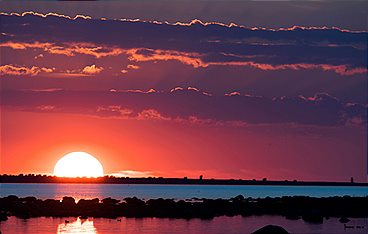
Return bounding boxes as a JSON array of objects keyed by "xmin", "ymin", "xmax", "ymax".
[
  {"xmin": 302, "ymin": 214, "xmax": 323, "ymax": 224},
  {"xmin": 230, "ymin": 195, "xmax": 245, "ymax": 202},
  {"xmin": 1, "ymin": 195, "xmax": 367, "ymax": 220},
  {"xmin": 285, "ymin": 213, "xmax": 300, "ymax": 220},
  {"xmin": 252, "ymin": 225, "xmax": 290, "ymax": 234},
  {"xmin": 339, "ymin": 217, "xmax": 350, "ymax": 223},
  {"xmin": 102, "ymin": 197, "xmax": 120, "ymax": 205},
  {"xmin": 61, "ymin": 197, "xmax": 75, "ymax": 206},
  {"xmin": 0, "ymin": 211, "xmax": 8, "ymax": 221}
]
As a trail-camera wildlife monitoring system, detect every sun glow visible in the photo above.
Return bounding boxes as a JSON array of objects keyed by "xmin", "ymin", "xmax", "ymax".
[{"xmin": 53, "ymin": 152, "xmax": 104, "ymax": 178}]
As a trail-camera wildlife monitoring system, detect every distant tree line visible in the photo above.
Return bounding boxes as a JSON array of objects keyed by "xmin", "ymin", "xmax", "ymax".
[{"xmin": 0, "ymin": 174, "xmax": 365, "ymax": 186}]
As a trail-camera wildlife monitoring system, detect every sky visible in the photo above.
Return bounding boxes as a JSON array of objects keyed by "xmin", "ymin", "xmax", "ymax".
[{"xmin": 0, "ymin": 1, "xmax": 367, "ymax": 182}]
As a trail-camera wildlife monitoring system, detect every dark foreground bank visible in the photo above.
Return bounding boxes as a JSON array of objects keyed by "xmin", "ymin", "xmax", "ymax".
[{"xmin": 1, "ymin": 195, "xmax": 367, "ymax": 222}]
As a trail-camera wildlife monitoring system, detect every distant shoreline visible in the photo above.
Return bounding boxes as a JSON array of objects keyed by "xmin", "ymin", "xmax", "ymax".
[{"xmin": 1, "ymin": 175, "xmax": 367, "ymax": 186}]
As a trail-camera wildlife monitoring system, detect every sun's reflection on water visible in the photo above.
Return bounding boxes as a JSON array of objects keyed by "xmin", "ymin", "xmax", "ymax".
[{"xmin": 57, "ymin": 218, "xmax": 97, "ymax": 233}]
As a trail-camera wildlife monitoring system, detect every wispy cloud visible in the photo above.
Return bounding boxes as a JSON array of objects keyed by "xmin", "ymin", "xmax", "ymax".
[
  {"xmin": 0, "ymin": 11, "xmax": 92, "ymax": 21},
  {"xmin": 0, "ymin": 41, "xmax": 123, "ymax": 58},
  {"xmin": 2, "ymin": 11, "xmax": 365, "ymax": 33},
  {"xmin": 126, "ymin": 48, "xmax": 204, "ymax": 68},
  {"xmin": 126, "ymin": 48, "xmax": 367, "ymax": 75},
  {"xmin": 108, "ymin": 170, "xmax": 159, "ymax": 178},
  {"xmin": 2, "ymin": 89, "xmax": 366, "ymax": 126},
  {"xmin": 0, "ymin": 64, "xmax": 54, "ymax": 76}
]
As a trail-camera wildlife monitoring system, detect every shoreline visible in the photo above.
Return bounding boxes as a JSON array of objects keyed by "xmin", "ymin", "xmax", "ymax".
[
  {"xmin": 1, "ymin": 175, "xmax": 367, "ymax": 186},
  {"xmin": 1, "ymin": 195, "xmax": 367, "ymax": 221}
]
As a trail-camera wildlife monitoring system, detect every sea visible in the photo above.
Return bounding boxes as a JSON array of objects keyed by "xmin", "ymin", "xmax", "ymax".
[
  {"xmin": 1, "ymin": 183, "xmax": 367, "ymax": 234},
  {"xmin": 1, "ymin": 216, "xmax": 367, "ymax": 234},
  {"xmin": 1, "ymin": 183, "xmax": 367, "ymax": 200}
]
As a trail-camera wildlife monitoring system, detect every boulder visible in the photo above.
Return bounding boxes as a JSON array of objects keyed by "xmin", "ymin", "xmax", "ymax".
[
  {"xmin": 302, "ymin": 212, "xmax": 324, "ymax": 224},
  {"xmin": 252, "ymin": 225, "xmax": 290, "ymax": 234},
  {"xmin": 339, "ymin": 217, "xmax": 350, "ymax": 223},
  {"xmin": 0, "ymin": 211, "xmax": 8, "ymax": 221}
]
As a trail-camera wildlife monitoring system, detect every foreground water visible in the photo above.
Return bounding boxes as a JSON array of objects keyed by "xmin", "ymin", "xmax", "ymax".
[
  {"xmin": 1, "ymin": 184, "xmax": 367, "ymax": 233},
  {"xmin": 1, "ymin": 216, "xmax": 367, "ymax": 234},
  {"xmin": 1, "ymin": 183, "xmax": 367, "ymax": 200}
]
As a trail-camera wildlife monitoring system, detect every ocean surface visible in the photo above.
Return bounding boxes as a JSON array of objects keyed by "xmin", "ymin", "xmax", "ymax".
[
  {"xmin": 1, "ymin": 216, "xmax": 367, "ymax": 234},
  {"xmin": 1, "ymin": 183, "xmax": 367, "ymax": 200},
  {"xmin": 1, "ymin": 183, "xmax": 367, "ymax": 233}
]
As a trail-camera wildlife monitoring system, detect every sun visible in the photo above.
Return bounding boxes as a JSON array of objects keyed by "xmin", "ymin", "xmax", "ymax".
[{"xmin": 54, "ymin": 152, "xmax": 104, "ymax": 178}]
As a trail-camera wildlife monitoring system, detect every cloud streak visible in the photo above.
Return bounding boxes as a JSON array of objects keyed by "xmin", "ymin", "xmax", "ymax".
[
  {"xmin": 0, "ymin": 65, "xmax": 54, "ymax": 76},
  {"xmin": 127, "ymin": 48, "xmax": 367, "ymax": 75},
  {"xmin": 2, "ymin": 11, "xmax": 366, "ymax": 33},
  {"xmin": 0, "ymin": 41, "xmax": 123, "ymax": 58},
  {"xmin": 0, "ymin": 11, "xmax": 92, "ymax": 21},
  {"xmin": 1, "ymin": 88, "xmax": 366, "ymax": 126},
  {"xmin": 1, "ymin": 40, "xmax": 366, "ymax": 75},
  {"xmin": 108, "ymin": 170, "xmax": 159, "ymax": 178},
  {"xmin": 0, "ymin": 11, "xmax": 366, "ymax": 78}
]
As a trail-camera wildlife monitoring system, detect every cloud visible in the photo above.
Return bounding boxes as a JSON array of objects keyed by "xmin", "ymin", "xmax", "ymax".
[
  {"xmin": 2, "ymin": 11, "xmax": 365, "ymax": 33},
  {"xmin": 126, "ymin": 48, "xmax": 204, "ymax": 68},
  {"xmin": 127, "ymin": 64, "xmax": 140, "ymax": 70},
  {"xmin": 108, "ymin": 170, "xmax": 159, "ymax": 178},
  {"xmin": 0, "ymin": 41, "xmax": 51, "ymax": 50},
  {"xmin": 170, "ymin": 87, "xmax": 184, "ymax": 92},
  {"xmin": 0, "ymin": 65, "xmax": 105, "ymax": 78},
  {"xmin": 171, "ymin": 18, "xmax": 367, "ymax": 33},
  {"xmin": 0, "ymin": 11, "xmax": 91, "ymax": 21},
  {"xmin": 137, "ymin": 109, "xmax": 171, "ymax": 121},
  {"xmin": 27, "ymin": 88, "xmax": 63, "ymax": 92},
  {"xmin": 109, "ymin": 88, "xmax": 157, "ymax": 94},
  {"xmin": 66, "ymin": 43, "xmax": 123, "ymax": 58},
  {"xmin": 225, "ymin": 91, "xmax": 241, "ymax": 96},
  {"xmin": 120, "ymin": 64, "xmax": 140, "ymax": 74},
  {"xmin": 0, "ymin": 41, "xmax": 123, "ymax": 58},
  {"xmin": 96, "ymin": 105, "xmax": 133, "ymax": 118},
  {"xmin": 82, "ymin": 65, "xmax": 104, "ymax": 75},
  {"xmin": 1, "ymin": 12, "xmax": 366, "ymax": 76},
  {"xmin": 0, "ymin": 11, "xmax": 366, "ymax": 121},
  {"xmin": 35, "ymin": 105, "xmax": 56, "ymax": 111},
  {"xmin": 126, "ymin": 48, "xmax": 367, "ymax": 75},
  {"xmin": 34, "ymin": 54, "xmax": 44, "ymax": 59},
  {"xmin": 170, "ymin": 86, "xmax": 212, "ymax": 96},
  {"xmin": 244, "ymin": 62, "xmax": 367, "ymax": 76},
  {"xmin": 2, "ymin": 41, "xmax": 365, "ymax": 75},
  {"xmin": 1, "ymin": 89, "xmax": 366, "ymax": 126},
  {"xmin": 0, "ymin": 64, "xmax": 54, "ymax": 76}
]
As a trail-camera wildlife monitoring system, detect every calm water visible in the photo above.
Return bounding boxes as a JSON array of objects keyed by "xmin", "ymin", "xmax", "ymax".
[
  {"xmin": 1, "ymin": 216, "xmax": 367, "ymax": 234},
  {"xmin": 1, "ymin": 183, "xmax": 367, "ymax": 200},
  {"xmin": 1, "ymin": 183, "xmax": 367, "ymax": 233}
]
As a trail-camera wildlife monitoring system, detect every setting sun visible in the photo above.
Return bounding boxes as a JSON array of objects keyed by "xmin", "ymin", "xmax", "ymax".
[{"xmin": 53, "ymin": 152, "xmax": 104, "ymax": 178}]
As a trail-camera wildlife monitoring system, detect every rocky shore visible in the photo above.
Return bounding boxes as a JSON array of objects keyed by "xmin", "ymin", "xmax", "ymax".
[{"xmin": 0, "ymin": 195, "xmax": 367, "ymax": 222}]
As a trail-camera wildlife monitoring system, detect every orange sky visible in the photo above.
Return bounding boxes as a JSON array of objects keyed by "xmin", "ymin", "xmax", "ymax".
[{"xmin": 1, "ymin": 108, "xmax": 366, "ymax": 181}]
